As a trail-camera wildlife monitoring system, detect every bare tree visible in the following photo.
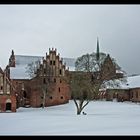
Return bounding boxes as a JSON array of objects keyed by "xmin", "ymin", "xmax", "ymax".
[
  {"xmin": 25, "ymin": 60, "xmax": 40, "ymax": 78},
  {"xmin": 25, "ymin": 60, "xmax": 53, "ymax": 108},
  {"xmin": 69, "ymin": 52, "xmax": 126, "ymax": 115}
]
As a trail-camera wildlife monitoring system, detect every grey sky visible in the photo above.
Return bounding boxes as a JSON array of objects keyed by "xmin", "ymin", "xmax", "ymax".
[{"xmin": 0, "ymin": 5, "xmax": 140, "ymax": 75}]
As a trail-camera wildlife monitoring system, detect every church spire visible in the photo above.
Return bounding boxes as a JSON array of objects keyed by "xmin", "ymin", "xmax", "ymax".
[{"xmin": 96, "ymin": 37, "xmax": 100, "ymax": 61}]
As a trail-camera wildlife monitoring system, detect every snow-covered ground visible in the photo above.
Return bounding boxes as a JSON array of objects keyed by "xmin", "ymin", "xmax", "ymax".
[{"xmin": 0, "ymin": 100, "xmax": 140, "ymax": 135}]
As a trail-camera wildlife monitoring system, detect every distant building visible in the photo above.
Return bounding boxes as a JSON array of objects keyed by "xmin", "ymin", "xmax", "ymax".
[
  {"xmin": 101, "ymin": 75, "xmax": 140, "ymax": 102},
  {"xmin": 0, "ymin": 67, "xmax": 16, "ymax": 112}
]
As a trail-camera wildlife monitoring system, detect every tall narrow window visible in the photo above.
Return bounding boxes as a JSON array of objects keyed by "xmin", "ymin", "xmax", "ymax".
[
  {"xmin": 53, "ymin": 61, "xmax": 55, "ymax": 65},
  {"xmin": 59, "ymin": 69, "xmax": 62, "ymax": 75},
  {"xmin": 23, "ymin": 91, "xmax": 27, "ymax": 98},
  {"xmin": 0, "ymin": 86, "xmax": 3, "ymax": 90},
  {"xmin": 59, "ymin": 87, "xmax": 60, "ymax": 92},
  {"xmin": 50, "ymin": 60, "xmax": 52, "ymax": 65},
  {"xmin": 44, "ymin": 69, "xmax": 46, "ymax": 74},
  {"xmin": 136, "ymin": 91, "xmax": 138, "ymax": 98},
  {"xmin": 43, "ymin": 78, "xmax": 46, "ymax": 84},
  {"xmin": 60, "ymin": 79, "xmax": 62, "ymax": 83}
]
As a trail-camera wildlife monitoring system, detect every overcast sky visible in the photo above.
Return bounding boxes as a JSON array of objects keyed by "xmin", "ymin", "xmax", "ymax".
[{"xmin": 0, "ymin": 5, "xmax": 140, "ymax": 75}]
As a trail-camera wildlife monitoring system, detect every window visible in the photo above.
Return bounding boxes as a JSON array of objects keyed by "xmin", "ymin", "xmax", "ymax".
[
  {"xmin": 59, "ymin": 69, "xmax": 62, "ymax": 75},
  {"xmin": 131, "ymin": 92, "xmax": 133, "ymax": 98},
  {"xmin": 136, "ymin": 91, "xmax": 138, "ymax": 98},
  {"xmin": 50, "ymin": 60, "xmax": 52, "ymax": 65},
  {"xmin": 0, "ymin": 86, "xmax": 3, "ymax": 90},
  {"xmin": 44, "ymin": 69, "xmax": 46, "ymax": 74},
  {"xmin": 50, "ymin": 96, "xmax": 53, "ymax": 99},
  {"xmin": 54, "ymin": 78, "xmax": 56, "ymax": 83},
  {"xmin": 43, "ymin": 78, "xmax": 46, "ymax": 84},
  {"xmin": 53, "ymin": 61, "xmax": 55, "ymax": 65},
  {"xmin": 59, "ymin": 87, "xmax": 60, "ymax": 92},
  {"xmin": 60, "ymin": 79, "xmax": 62, "ymax": 83},
  {"xmin": 60, "ymin": 96, "xmax": 63, "ymax": 99},
  {"xmin": 23, "ymin": 91, "xmax": 27, "ymax": 98}
]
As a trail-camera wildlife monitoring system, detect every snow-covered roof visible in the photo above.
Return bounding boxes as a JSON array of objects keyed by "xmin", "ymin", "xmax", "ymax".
[
  {"xmin": 123, "ymin": 75, "xmax": 140, "ymax": 89},
  {"xmin": 104, "ymin": 75, "xmax": 140, "ymax": 90},
  {"xmin": 10, "ymin": 55, "xmax": 76, "ymax": 79},
  {"xmin": 116, "ymin": 69, "xmax": 124, "ymax": 74}
]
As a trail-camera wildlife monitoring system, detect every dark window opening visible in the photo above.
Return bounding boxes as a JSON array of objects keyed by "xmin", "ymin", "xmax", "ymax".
[
  {"xmin": 43, "ymin": 78, "xmax": 46, "ymax": 84},
  {"xmin": 23, "ymin": 91, "xmax": 27, "ymax": 98},
  {"xmin": 50, "ymin": 60, "xmax": 52, "ymax": 65},
  {"xmin": 60, "ymin": 79, "xmax": 62, "ymax": 83},
  {"xmin": 53, "ymin": 61, "xmax": 55, "ymax": 65},
  {"xmin": 131, "ymin": 92, "xmax": 133, "ymax": 98},
  {"xmin": 44, "ymin": 69, "xmax": 46, "ymax": 74},
  {"xmin": 40, "ymin": 104, "xmax": 43, "ymax": 107},
  {"xmin": 41, "ymin": 96, "xmax": 43, "ymax": 99},
  {"xmin": 136, "ymin": 92, "xmax": 138, "ymax": 98},
  {"xmin": 0, "ymin": 86, "xmax": 3, "ymax": 90},
  {"xmin": 59, "ymin": 87, "xmax": 60, "ymax": 92},
  {"xmin": 50, "ymin": 96, "xmax": 53, "ymax": 99},
  {"xmin": 6, "ymin": 103, "xmax": 11, "ymax": 111},
  {"xmin": 60, "ymin": 96, "xmax": 63, "ymax": 99},
  {"xmin": 54, "ymin": 78, "xmax": 56, "ymax": 83},
  {"xmin": 60, "ymin": 69, "xmax": 62, "ymax": 75}
]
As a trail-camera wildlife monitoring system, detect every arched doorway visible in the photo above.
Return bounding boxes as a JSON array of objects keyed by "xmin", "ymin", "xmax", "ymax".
[
  {"xmin": 6, "ymin": 103, "xmax": 11, "ymax": 110},
  {"xmin": 6, "ymin": 99, "xmax": 12, "ymax": 111}
]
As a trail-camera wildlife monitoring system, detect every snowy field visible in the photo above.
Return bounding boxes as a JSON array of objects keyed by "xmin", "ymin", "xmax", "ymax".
[{"xmin": 0, "ymin": 100, "xmax": 140, "ymax": 135}]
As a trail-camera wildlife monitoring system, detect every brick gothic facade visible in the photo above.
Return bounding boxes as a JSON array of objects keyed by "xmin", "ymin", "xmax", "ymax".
[
  {"xmin": 9, "ymin": 48, "xmax": 71, "ymax": 109},
  {"xmin": 0, "ymin": 68, "xmax": 16, "ymax": 112}
]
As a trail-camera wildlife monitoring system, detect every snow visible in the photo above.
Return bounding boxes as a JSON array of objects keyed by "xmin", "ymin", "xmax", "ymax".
[
  {"xmin": 10, "ymin": 55, "xmax": 76, "ymax": 79},
  {"xmin": 123, "ymin": 75, "xmax": 140, "ymax": 89},
  {"xmin": 104, "ymin": 75, "xmax": 140, "ymax": 90},
  {"xmin": 0, "ymin": 100, "xmax": 140, "ymax": 135}
]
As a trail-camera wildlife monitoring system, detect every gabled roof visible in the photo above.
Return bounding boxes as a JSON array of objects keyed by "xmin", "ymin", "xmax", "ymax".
[{"xmin": 10, "ymin": 55, "xmax": 76, "ymax": 80}]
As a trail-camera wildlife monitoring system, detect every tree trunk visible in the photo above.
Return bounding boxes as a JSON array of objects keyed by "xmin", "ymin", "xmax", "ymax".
[{"xmin": 77, "ymin": 107, "xmax": 83, "ymax": 115}]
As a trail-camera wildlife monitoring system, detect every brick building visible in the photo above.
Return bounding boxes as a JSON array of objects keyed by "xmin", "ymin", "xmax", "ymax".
[
  {"xmin": 7, "ymin": 48, "xmax": 72, "ymax": 109},
  {"xmin": 0, "ymin": 67, "xmax": 16, "ymax": 112}
]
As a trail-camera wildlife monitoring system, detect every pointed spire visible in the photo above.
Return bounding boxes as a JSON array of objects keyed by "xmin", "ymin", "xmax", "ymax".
[
  {"xmin": 96, "ymin": 37, "xmax": 100, "ymax": 61},
  {"xmin": 12, "ymin": 50, "xmax": 14, "ymax": 55}
]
